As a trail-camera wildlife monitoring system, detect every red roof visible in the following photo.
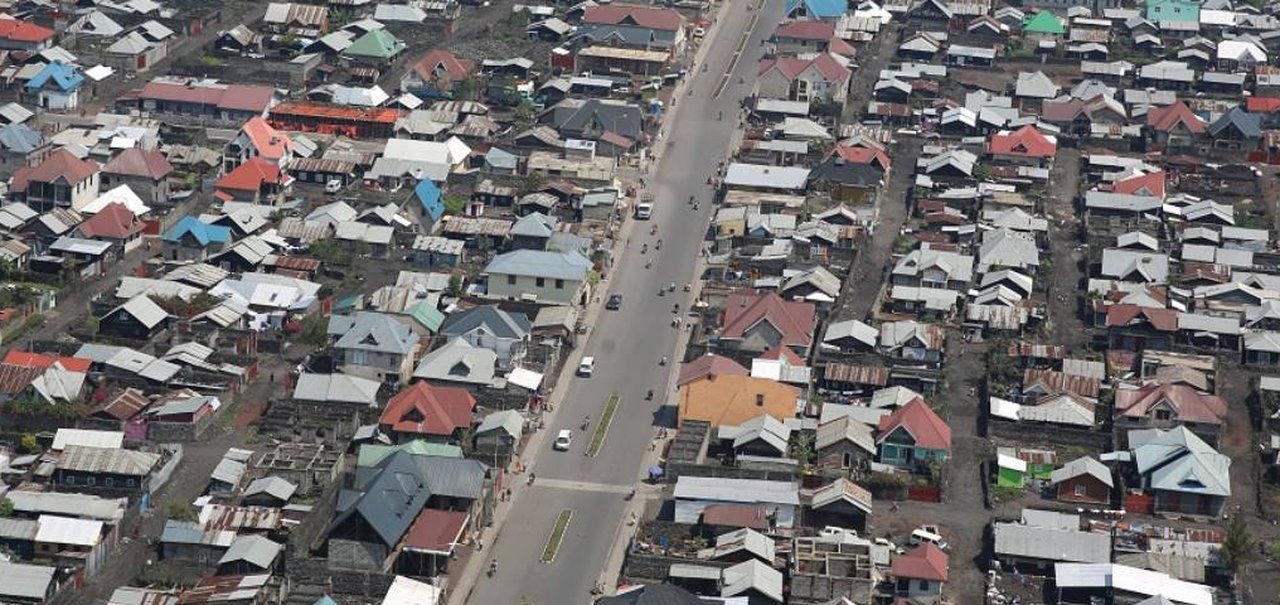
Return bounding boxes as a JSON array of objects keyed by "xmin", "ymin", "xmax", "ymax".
[
  {"xmin": 758, "ymin": 53, "xmax": 851, "ymax": 83},
  {"xmin": 10, "ymin": 148, "xmax": 98, "ymax": 192},
  {"xmin": 835, "ymin": 145, "xmax": 891, "ymax": 171},
  {"xmin": 0, "ymin": 19, "xmax": 54, "ymax": 43},
  {"xmin": 1114, "ymin": 382, "xmax": 1227, "ymax": 425},
  {"xmin": 721, "ymin": 291, "xmax": 816, "ymax": 350},
  {"xmin": 1146, "ymin": 101, "xmax": 1207, "ymax": 134},
  {"xmin": 678, "ymin": 353, "xmax": 748, "ymax": 386},
  {"xmin": 215, "ymin": 157, "xmax": 287, "ymax": 192},
  {"xmin": 1104, "ymin": 304, "xmax": 1178, "ymax": 332},
  {"xmin": 986, "ymin": 125, "xmax": 1057, "ymax": 158},
  {"xmin": 582, "ymin": 4, "xmax": 684, "ymax": 31},
  {"xmin": 877, "ymin": 398, "xmax": 951, "ymax": 451},
  {"xmin": 1, "ymin": 350, "xmax": 92, "ymax": 372},
  {"xmin": 239, "ymin": 117, "xmax": 292, "ymax": 161},
  {"xmin": 892, "ymin": 543, "xmax": 949, "ymax": 582},
  {"xmin": 1112, "ymin": 170, "xmax": 1165, "ymax": 198},
  {"xmin": 759, "ymin": 343, "xmax": 804, "ymax": 365},
  {"xmin": 1246, "ymin": 97, "xmax": 1280, "ymax": 113},
  {"xmin": 78, "ymin": 202, "xmax": 143, "ymax": 240},
  {"xmin": 411, "ymin": 49, "xmax": 476, "ymax": 84},
  {"xmin": 138, "ymin": 80, "xmax": 276, "ymax": 113},
  {"xmin": 773, "ymin": 20, "xmax": 836, "ymax": 40},
  {"xmin": 380, "ymin": 382, "xmax": 476, "ymax": 437},
  {"xmin": 403, "ymin": 508, "xmax": 469, "ymax": 554},
  {"xmin": 269, "ymin": 101, "xmax": 402, "ymax": 124},
  {"xmin": 701, "ymin": 504, "xmax": 769, "ymax": 530},
  {"xmin": 102, "ymin": 147, "xmax": 173, "ymax": 179}
]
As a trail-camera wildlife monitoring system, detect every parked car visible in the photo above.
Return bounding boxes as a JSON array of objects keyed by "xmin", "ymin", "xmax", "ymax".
[
  {"xmin": 325, "ymin": 179, "xmax": 343, "ymax": 194},
  {"xmin": 606, "ymin": 294, "xmax": 623, "ymax": 310}
]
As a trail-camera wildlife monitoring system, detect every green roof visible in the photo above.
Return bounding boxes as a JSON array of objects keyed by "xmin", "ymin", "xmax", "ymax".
[
  {"xmin": 408, "ymin": 301, "xmax": 446, "ymax": 333},
  {"xmin": 1023, "ymin": 11, "xmax": 1065, "ymax": 34},
  {"xmin": 357, "ymin": 441, "xmax": 463, "ymax": 467},
  {"xmin": 344, "ymin": 29, "xmax": 406, "ymax": 60}
]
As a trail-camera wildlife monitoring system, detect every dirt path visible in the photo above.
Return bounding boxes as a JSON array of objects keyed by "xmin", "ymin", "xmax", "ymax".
[{"xmin": 1044, "ymin": 147, "xmax": 1088, "ymax": 352}]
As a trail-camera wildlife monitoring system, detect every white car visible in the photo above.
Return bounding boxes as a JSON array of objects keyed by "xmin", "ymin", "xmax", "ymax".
[
  {"xmin": 324, "ymin": 179, "xmax": 343, "ymax": 194},
  {"xmin": 578, "ymin": 357, "xmax": 595, "ymax": 377},
  {"xmin": 554, "ymin": 429, "xmax": 573, "ymax": 451}
]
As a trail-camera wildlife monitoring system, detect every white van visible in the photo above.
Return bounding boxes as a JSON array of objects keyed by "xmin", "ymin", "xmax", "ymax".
[
  {"xmin": 577, "ymin": 357, "xmax": 595, "ymax": 377},
  {"xmin": 635, "ymin": 202, "xmax": 654, "ymax": 220},
  {"xmin": 909, "ymin": 526, "xmax": 948, "ymax": 550}
]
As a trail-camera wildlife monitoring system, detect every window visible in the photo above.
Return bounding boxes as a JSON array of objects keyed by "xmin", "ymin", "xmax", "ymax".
[
  {"xmin": 841, "ymin": 451, "xmax": 853, "ymax": 469},
  {"xmin": 86, "ymin": 476, "xmax": 96, "ymax": 486},
  {"xmin": 1154, "ymin": 409, "xmax": 1172, "ymax": 421},
  {"xmin": 1074, "ymin": 484, "xmax": 1087, "ymax": 496},
  {"xmin": 555, "ymin": 279, "xmax": 564, "ymax": 289},
  {"xmin": 105, "ymin": 477, "xmax": 114, "ymax": 487},
  {"xmin": 536, "ymin": 277, "xmax": 545, "ymax": 287},
  {"xmin": 918, "ymin": 580, "xmax": 930, "ymax": 591},
  {"xmin": 507, "ymin": 275, "xmax": 517, "ymax": 285}
]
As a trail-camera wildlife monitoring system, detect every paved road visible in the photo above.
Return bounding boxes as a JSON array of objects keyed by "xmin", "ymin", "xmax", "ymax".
[{"xmin": 464, "ymin": 1, "xmax": 785, "ymax": 603}]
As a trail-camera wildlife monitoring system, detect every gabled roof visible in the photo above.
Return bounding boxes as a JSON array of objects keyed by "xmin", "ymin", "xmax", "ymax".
[
  {"xmin": 343, "ymin": 29, "xmax": 405, "ymax": 59},
  {"xmin": 757, "ymin": 53, "xmax": 851, "ymax": 84},
  {"xmin": 410, "ymin": 49, "xmax": 475, "ymax": 84},
  {"xmin": 238, "ymin": 116, "xmax": 292, "ymax": 161},
  {"xmin": 329, "ymin": 311, "xmax": 419, "ymax": 355},
  {"xmin": 774, "ymin": 19, "xmax": 836, "ymax": 40},
  {"xmin": 987, "ymin": 125, "xmax": 1058, "ymax": 158},
  {"xmin": 678, "ymin": 353, "xmax": 750, "ymax": 386},
  {"xmin": 1105, "ymin": 304, "xmax": 1179, "ymax": 331},
  {"xmin": 0, "ymin": 123, "xmax": 42, "ymax": 153},
  {"xmin": 1129, "ymin": 426, "xmax": 1230, "ymax": 498},
  {"xmin": 1113, "ymin": 169, "xmax": 1165, "ymax": 198},
  {"xmin": 162, "ymin": 216, "xmax": 232, "ymax": 246},
  {"xmin": 11, "ymin": 148, "xmax": 97, "ymax": 192},
  {"xmin": 0, "ymin": 19, "xmax": 54, "ymax": 43},
  {"xmin": 1146, "ymin": 100, "xmax": 1207, "ymax": 134},
  {"xmin": 484, "ymin": 249, "xmax": 591, "ymax": 282},
  {"xmin": 892, "ymin": 543, "xmax": 949, "ymax": 582},
  {"xmin": 1209, "ymin": 106, "xmax": 1262, "ymax": 139},
  {"xmin": 380, "ymin": 381, "xmax": 475, "ymax": 437},
  {"xmin": 216, "ymin": 157, "xmax": 288, "ymax": 193},
  {"xmin": 1050, "ymin": 455, "xmax": 1114, "ymax": 487},
  {"xmin": 107, "ymin": 294, "xmax": 168, "ymax": 329},
  {"xmin": 77, "ymin": 202, "xmax": 142, "ymax": 240},
  {"xmin": 102, "ymin": 147, "xmax": 172, "ymax": 179},
  {"xmin": 441, "ymin": 304, "xmax": 532, "ymax": 340},
  {"xmin": 25, "ymin": 61, "xmax": 83, "ymax": 92},
  {"xmin": 1114, "ymin": 382, "xmax": 1227, "ymax": 425},
  {"xmin": 876, "ymin": 398, "xmax": 951, "ymax": 450},
  {"xmin": 721, "ymin": 290, "xmax": 816, "ymax": 349},
  {"xmin": 582, "ymin": 4, "xmax": 684, "ymax": 30}
]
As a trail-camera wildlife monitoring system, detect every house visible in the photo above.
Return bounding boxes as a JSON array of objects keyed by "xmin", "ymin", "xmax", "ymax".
[
  {"xmin": 10, "ymin": 148, "xmax": 100, "ymax": 212},
  {"xmin": 718, "ymin": 414, "xmax": 792, "ymax": 458},
  {"xmin": 100, "ymin": 148, "xmax": 172, "ymax": 205},
  {"xmin": 216, "ymin": 534, "xmax": 282, "ymax": 576},
  {"xmin": 815, "ymin": 415, "xmax": 876, "ymax": 472},
  {"xmin": 576, "ymin": 4, "xmax": 686, "ymax": 55},
  {"xmin": 892, "ymin": 245, "xmax": 975, "ymax": 291},
  {"xmin": 0, "ymin": 123, "xmax": 46, "ymax": 181},
  {"xmin": 678, "ymin": 374, "xmax": 799, "ymax": 428},
  {"xmin": 674, "ymin": 476, "xmax": 800, "ymax": 528},
  {"xmin": 1146, "ymin": 0, "xmax": 1199, "ymax": 23},
  {"xmin": 784, "ymin": 0, "xmax": 846, "ymax": 20},
  {"xmin": 1208, "ymin": 106, "xmax": 1262, "ymax": 151},
  {"xmin": 327, "ymin": 311, "xmax": 421, "ymax": 384},
  {"xmin": 439, "ymin": 305, "xmax": 531, "ymax": 371},
  {"xmin": 993, "ymin": 510, "xmax": 1111, "ymax": 573},
  {"xmin": 892, "ymin": 544, "xmax": 948, "ymax": 602},
  {"xmin": 540, "ymin": 98, "xmax": 644, "ymax": 146},
  {"xmin": 293, "ymin": 373, "xmax": 381, "ymax": 408},
  {"xmin": 224, "ymin": 116, "xmax": 292, "ymax": 173},
  {"xmin": 0, "ymin": 19, "xmax": 55, "ymax": 51},
  {"xmin": 380, "ymin": 382, "xmax": 475, "ymax": 444},
  {"xmin": 756, "ymin": 53, "xmax": 851, "ymax": 105},
  {"xmin": 98, "ymin": 294, "xmax": 168, "ymax": 340},
  {"xmin": 161, "ymin": 217, "xmax": 231, "ymax": 261},
  {"xmin": 75, "ymin": 202, "xmax": 145, "ymax": 255},
  {"xmin": 1145, "ymin": 100, "xmax": 1207, "ymax": 149},
  {"xmin": 720, "ymin": 559, "xmax": 785, "ymax": 603},
  {"xmin": 772, "ymin": 20, "xmax": 840, "ymax": 54},
  {"xmin": 1050, "ymin": 456, "xmax": 1114, "ymax": 504},
  {"xmin": 263, "ymin": 2, "xmax": 329, "ymax": 34},
  {"xmin": 483, "ymin": 249, "xmax": 592, "ymax": 305},
  {"xmin": 821, "ymin": 319, "xmax": 879, "ymax": 354},
  {"xmin": 1128, "ymin": 426, "xmax": 1230, "ymax": 517},
  {"xmin": 806, "ymin": 144, "xmax": 891, "ymax": 203},
  {"xmin": 474, "ymin": 409, "xmax": 523, "ymax": 452},
  {"xmin": 125, "ymin": 78, "xmax": 279, "ymax": 122},
  {"xmin": 26, "ymin": 61, "xmax": 84, "ymax": 111},
  {"xmin": 876, "ymin": 398, "xmax": 951, "ymax": 471},
  {"xmin": 402, "ymin": 50, "xmax": 476, "ymax": 98},
  {"xmin": 214, "ymin": 157, "xmax": 293, "ymax": 205},
  {"xmin": 879, "ymin": 320, "xmax": 945, "ymax": 364},
  {"xmin": 719, "ymin": 290, "xmax": 817, "ymax": 357},
  {"xmin": 241, "ymin": 476, "xmax": 298, "ymax": 508},
  {"xmin": 412, "ymin": 338, "xmax": 497, "ymax": 388},
  {"xmin": 986, "ymin": 125, "xmax": 1058, "ymax": 167},
  {"xmin": 342, "ymin": 29, "xmax": 406, "ymax": 65},
  {"xmin": 0, "ymin": 562, "xmax": 56, "ymax": 604},
  {"xmin": 52, "ymin": 445, "xmax": 162, "ymax": 494},
  {"xmin": 1114, "ymin": 382, "xmax": 1227, "ymax": 444}
]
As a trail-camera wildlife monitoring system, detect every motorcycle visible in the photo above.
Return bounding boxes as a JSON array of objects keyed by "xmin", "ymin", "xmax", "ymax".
[{"xmin": 488, "ymin": 561, "xmax": 497, "ymax": 577}]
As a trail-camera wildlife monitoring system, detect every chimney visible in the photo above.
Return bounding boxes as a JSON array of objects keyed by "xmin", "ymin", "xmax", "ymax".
[{"xmin": 756, "ymin": 393, "xmax": 765, "ymax": 407}]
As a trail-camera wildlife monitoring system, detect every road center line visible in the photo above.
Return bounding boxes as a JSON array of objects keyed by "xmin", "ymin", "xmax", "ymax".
[{"xmin": 535, "ymin": 478, "xmax": 632, "ymax": 494}]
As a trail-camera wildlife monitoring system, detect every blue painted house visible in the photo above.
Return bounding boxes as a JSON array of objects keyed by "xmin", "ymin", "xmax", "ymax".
[
  {"xmin": 1145, "ymin": 0, "xmax": 1199, "ymax": 23},
  {"xmin": 785, "ymin": 0, "xmax": 846, "ymax": 20},
  {"xmin": 26, "ymin": 61, "xmax": 84, "ymax": 111},
  {"xmin": 875, "ymin": 398, "xmax": 952, "ymax": 472},
  {"xmin": 162, "ymin": 216, "xmax": 232, "ymax": 262}
]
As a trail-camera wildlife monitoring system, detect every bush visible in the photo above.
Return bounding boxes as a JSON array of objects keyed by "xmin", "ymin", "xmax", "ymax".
[{"xmin": 168, "ymin": 502, "xmax": 198, "ymax": 523}]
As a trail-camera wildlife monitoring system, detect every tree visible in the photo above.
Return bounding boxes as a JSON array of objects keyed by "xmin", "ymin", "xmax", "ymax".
[
  {"xmin": 299, "ymin": 314, "xmax": 328, "ymax": 347},
  {"xmin": 0, "ymin": 498, "xmax": 12, "ymax": 517},
  {"xmin": 1219, "ymin": 516, "xmax": 1255, "ymax": 575},
  {"xmin": 515, "ymin": 100, "xmax": 537, "ymax": 124},
  {"xmin": 973, "ymin": 164, "xmax": 992, "ymax": 181},
  {"xmin": 446, "ymin": 273, "xmax": 464, "ymax": 297},
  {"xmin": 790, "ymin": 433, "xmax": 815, "ymax": 469},
  {"xmin": 167, "ymin": 501, "xmax": 198, "ymax": 523},
  {"xmin": 19, "ymin": 433, "xmax": 38, "ymax": 454}
]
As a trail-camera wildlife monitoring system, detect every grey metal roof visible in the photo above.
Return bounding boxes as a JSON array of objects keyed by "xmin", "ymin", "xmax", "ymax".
[
  {"xmin": 209, "ymin": 456, "xmax": 246, "ymax": 487},
  {"xmin": 510, "ymin": 211, "xmax": 557, "ymax": 238},
  {"xmin": 3, "ymin": 490, "xmax": 126, "ymax": 522},
  {"xmin": 293, "ymin": 373, "xmax": 381, "ymax": 405},
  {"xmin": 1050, "ymin": 456, "xmax": 1114, "ymax": 488},
  {"xmin": 413, "ymin": 338, "xmax": 497, "ymax": 384},
  {"xmin": 1101, "ymin": 248, "xmax": 1170, "ymax": 283},
  {"xmin": 475, "ymin": 409, "xmax": 523, "ymax": 439},
  {"xmin": 109, "ymin": 294, "xmax": 169, "ymax": 329},
  {"xmin": 218, "ymin": 534, "xmax": 282, "ymax": 569},
  {"xmin": 441, "ymin": 304, "xmax": 531, "ymax": 340},
  {"xmin": 56, "ymin": 445, "xmax": 159, "ymax": 476},
  {"xmin": 724, "ymin": 163, "xmax": 810, "ymax": 190},
  {"xmin": 485, "ymin": 249, "xmax": 591, "ymax": 281},
  {"xmin": 329, "ymin": 311, "xmax": 419, "ymax": 355},
  {"xmin": 673, "ymin": 476, "xmax": 799, "ymax": 505},
  {"xmin": 0, "ymin": 561, "xmax": 55, "ymax": 600},
  {"xmin": 243, "ymin": 476, "xmax": 298, "ymax": 502},
  {"xmin": 993, "ymin": 521, "xmax": 1111, "ymax": 563}
]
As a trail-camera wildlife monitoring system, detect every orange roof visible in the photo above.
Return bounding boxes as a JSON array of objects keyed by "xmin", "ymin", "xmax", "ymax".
[
  {"xmin": 0, "ymin": 19, "xmax": 54, "ymax": 43},
  {"xmin": 759, "ymin": 343, "xmax": 804, "ymax": 365},
  {"xmin": 677, "ymin": 374, "xmax": 799, "ymax": 428},
  {"xmin": 240, "ymin": 116, "xmax": 292, "ymax": 161},
  {"xmin": 215, "ymin": 157, "xmax": 287, "ymax": 192},
  {"xmin": 986, "ymin": 125, "xmax": 1057, "ymax": 158},
  {"xmin": 411, "ymin": 49, "xmax": 476, "ymax": 85},
  {"xmin": 1, "ymin": 350, "xmax": 92, "ymax": 372},
  {"xmin": 1112, "ymin": 170, "xmax": 1165, "ymax": 198},
  {"xmin": 876, "ymin": 398, "xmax": 951, "ymax": 451},
  {"xmin": 380, "ymin": 382, "xmax": 475, "ymax": 436},
  {"xmin": 835, "ymin": 145, "xmax": 891, "ymax": 171},
  {"xmin": 269, "ymin": 101, "xmax": 402, "ymax": 124},
  {"xmin": 892, "ymin": 543, "xmax": 949, "ymax": 582},
  {"xmin": 1246, "ymin": 97, "xmax": 1280, "ymax": 113}
]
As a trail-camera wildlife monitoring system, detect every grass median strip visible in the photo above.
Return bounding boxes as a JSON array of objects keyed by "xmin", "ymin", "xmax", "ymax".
[
  {"xmin": 586, "ymin": 393, "xmax": 620, "ymax": 457},
  {"xmin": 541, "ymin": 509, "xmax": 573, "ymax": 564}
]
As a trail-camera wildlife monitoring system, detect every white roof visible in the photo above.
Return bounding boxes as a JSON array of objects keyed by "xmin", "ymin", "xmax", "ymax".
[
  {"xmin": 996, "ymin": 452, "xmax": 1027, "ymax": 472},
  {"xmin": 505, "ymin": 367, "xmax": 543, "ymax": 390},
  {"xmin": 673, "ymin": 476, "xmax": 800, "ymax": 505},
  {"xmin": 1054, "ymin": 563, "xmax": 1213, "ymax": 605},
  {"xmin": 382, "ymin": 576, "xmax": 442, "ymax": 605},
  {"xmin": 724, "ymin": 163, "xmax": 810, "ymax": 191},
  {"xmin": 35, "ymin": 515, "xmax": 103, "ymax": 547},
  {"xmin": 989, "ymin": 396, "xmax": 1021, "ymax": 420},
  {"xmin": 52, "ymin": 428, "xmax": 123, "ymax": 451},
  {"xmin": 383, "ymin": 136, "xmax": 471, "ymax": 165}
]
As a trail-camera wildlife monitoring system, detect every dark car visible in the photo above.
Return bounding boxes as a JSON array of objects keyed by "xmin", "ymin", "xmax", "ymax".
[{"xmin": 606, "ymin": 294, "xmax": 622, "ymax": 310}]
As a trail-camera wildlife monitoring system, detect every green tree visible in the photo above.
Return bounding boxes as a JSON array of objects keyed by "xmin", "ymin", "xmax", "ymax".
[
  {"xmin": 447, "ymin": 273, "xmax": 464, "ymax": 297},
  {"xmin": 515, "ymin": 100, "xmax": 537, "ymax": 124},
  {"xmin": 0, "ymin": 498, "xmax": 13, "ymax": 517},
  {"xmin": 1219, "ymin": 516, "xmax": 1255, "ymax": 575},
  {"xmin": 299, "ymin": 314, "xmax": 328, "ymax": 347},
  {"xmin": 167, "ymin": 501, "xmax": 199, "ymax": 523},
  {"xmin": 973, "ymin": 164, "xmax": 992, "ymax": 181},
  {"xmin": 791, "ymin": 433, "xmax": 815, "ymax": 469},
  {"xmin": 19, "ymin": 433, "xmax": 38, "ymax": 454}
]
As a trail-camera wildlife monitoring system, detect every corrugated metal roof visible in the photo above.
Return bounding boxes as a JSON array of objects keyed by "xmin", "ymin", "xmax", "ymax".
[{"xmin": 0, "ymin": 561, "xmax": 55, "ymax": 600}]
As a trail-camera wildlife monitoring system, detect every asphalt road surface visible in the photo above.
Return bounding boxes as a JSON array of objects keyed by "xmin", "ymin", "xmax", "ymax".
[{"xmin": 465, "ymin": 1, "xmax": 785, "ymax": 603}]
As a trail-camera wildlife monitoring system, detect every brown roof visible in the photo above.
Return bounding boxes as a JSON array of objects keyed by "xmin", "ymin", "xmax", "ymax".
[
  {"xmin": 101, "ymin": 147, "xmax": 173, "ymax": 179},
  {"xmin": 0, "ymin": 362, "xmax": 43, "ymax": 394},
  {"xmin": 91, "ymin": 387, "xmax": 149, "ymax": 420},
  {"xmin": 678, "ymin": 353, "xmax": 748, "ymax": 387},
  {"xmin": 1023, "ymin": 368, "xmax": 1101, "ymax": 399},
  {"xmin": 721, "ymin": 291, "xmax": 816, "ymax": 350},
  {"xmin": 410, "ymin": 49, "xmax": 476, "ymax": 85},
  {"xmin": 1104, "ymin": 304, "xmax": 1179, "ymax": 332},
  {"xmin": 677, "ymin": 374, "xmax": 799, "ymax": 428},
  {"xmin": 701, "ymin": 504, "xmax": 769, "ymax": 530},
  {"xmin": 1114, "ymin": 382, "xmax": 1227, "ymax": 425},
  {"xmin": 78, "ymin": 202, "xmax": 143, "ymax": 240},
  {"xmin": 822, "ymin": 363, "xmax": 889, "ymax": 386},
  {"xmin": 11, "ymin": 148, "xmax": 97, "ymax": 191},
  {"xmin": 582, "ymin": 4, "xmax": 684, "ymax": 31}
]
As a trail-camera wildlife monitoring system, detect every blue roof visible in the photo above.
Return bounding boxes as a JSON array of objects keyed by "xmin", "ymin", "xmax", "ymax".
[
  {"xmin": 25, "ymin": 61, "xmax": 84, "ymax": 93},
  {"xmin": 786, "ymin": 0, "xmax": 845, "ymax": 18},
  {"xmin": 0, "ymin": 123, "xmax": 41, "ymax": 153},
  {"xmin": 415, "ymin": 180, "xmax": 445, "ymax": 222},
  {"xmin": 312, "ymin": 597, "xmax": 338, "ymax": 605},
  {"xmin": 162, "ymin": 216, "xmax": 232, "ymax": 246}
]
